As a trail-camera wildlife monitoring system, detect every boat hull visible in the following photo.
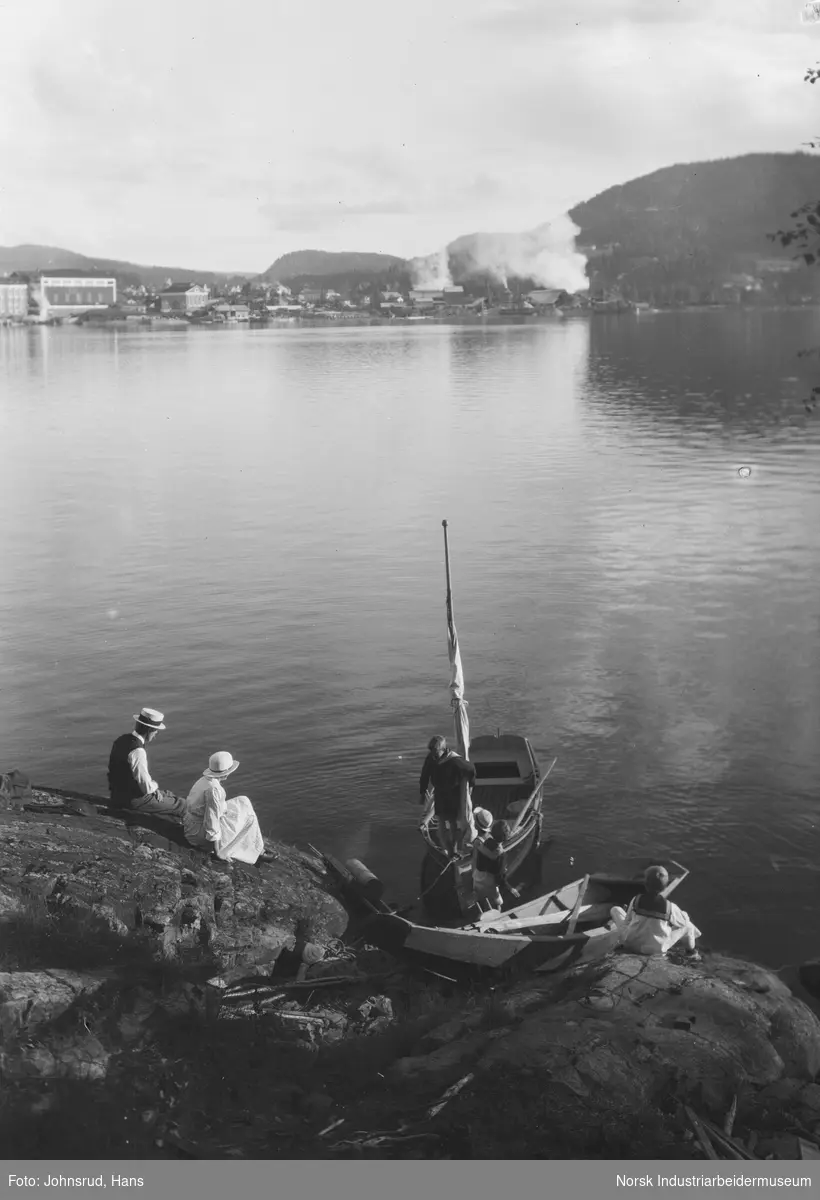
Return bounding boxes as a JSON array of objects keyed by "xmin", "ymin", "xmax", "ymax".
[
  {"xmin": 366, "ymin": 870, "xmax": 687, "ymax": 976},
  {"xmin": 370, "ymin": 912, "xmax": 617, "ymax": 972},
  {"xmin": 420, "ymin": 818, "xmax": 542, "ymax": 920}
]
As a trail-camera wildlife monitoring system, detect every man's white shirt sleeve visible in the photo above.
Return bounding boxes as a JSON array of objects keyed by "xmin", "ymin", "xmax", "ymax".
[{"xmin": 127, "ymin": 747, "xmax": 157, "ymax": 796}]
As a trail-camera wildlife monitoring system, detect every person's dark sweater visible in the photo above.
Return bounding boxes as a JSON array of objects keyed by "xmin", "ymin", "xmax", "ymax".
[
  {"xmin": 474, "ymin": 838, "xmax": 506, "ymax": 878},
  {"xmin": 631, "ymin": 892, "xmax": 671, "ymax": 920},
  {"xmin": 419, "ymin": 751, "xmax": 476, "ymax": 819}
]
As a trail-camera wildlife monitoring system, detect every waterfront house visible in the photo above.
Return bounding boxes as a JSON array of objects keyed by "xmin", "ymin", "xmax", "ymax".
[
  {"xmin": 299, "ymin": 285, "xmax": 324, "ymax": 304},
  {"xmin": 159, "ymin": 282, "xmax": 210, "ymax": 314},
  {"xmin": 211, "ymin": 302, "xmax": 251, "ymax": 322},
  {"xmin": 38, "ymin": 271, "xmax": 117, "ymax": 315},
  {"xmin": 409, "ymin": 288, "xmax": 443, "ymax": 307},
  {"xmin": 441, "ymin": 288, "xmax": 481, "ymax": 309},
  {"xmin": 410, "ymin": 285, "xmax": 467, "ymax": 308},
  {"xmin": 0, "ymin": 281, "xmax": 29, "ymax": 318}
]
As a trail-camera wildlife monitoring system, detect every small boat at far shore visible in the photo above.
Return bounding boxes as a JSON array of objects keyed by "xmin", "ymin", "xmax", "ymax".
[{"xmin": 367, "ymin": 862, "xmax": 690, "ymax": 976}]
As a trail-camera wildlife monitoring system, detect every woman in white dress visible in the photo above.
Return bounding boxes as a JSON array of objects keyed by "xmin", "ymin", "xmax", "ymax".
[{"xmin": 183, "ymin": 751, "xmax": 274, "ymax": 865}]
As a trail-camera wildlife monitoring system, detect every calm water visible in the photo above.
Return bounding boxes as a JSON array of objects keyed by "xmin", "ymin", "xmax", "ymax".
[{"xmin": 1, "ymin": 312, "xmax": 819, "ymax": 966}]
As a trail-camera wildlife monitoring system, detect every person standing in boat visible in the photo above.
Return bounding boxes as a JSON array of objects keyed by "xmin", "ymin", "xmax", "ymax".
[
  {"xmin": 419, "ymin": 734, "xmax": 476, "ymax": 858},
  {"xmin": 183, "ymin": 752, "xmax": 275, "ymax": 865},
  {"xmin": 471, "ymin": 818, "xmax": 520, "ymax": 910},
  {"xmin": 610, "ymin": 864, "xmax": 702, "ymax": 962},
  {"xmin": 107, "ymin": 707, "xmax": 185, "ymax": 817}
]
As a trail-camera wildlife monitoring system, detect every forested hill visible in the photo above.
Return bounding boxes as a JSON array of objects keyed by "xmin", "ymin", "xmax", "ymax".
[
  {"xmin": 0, "ymin": 244, "xmax": 244, "ymax": 289},
  {"xmin": 260, "ymin": 249, "xmax": 405, "ymax": 281},
  {"xmin": 262, "ymin": 154, "xmax": 820, "ymax": 303},
  {"xmin": 7, "ymin": 153, "xmax": 820, "ymax": 302},
  {"xmin": 569, "ymin": 152, "xmax": 820, "ymax": 303}
]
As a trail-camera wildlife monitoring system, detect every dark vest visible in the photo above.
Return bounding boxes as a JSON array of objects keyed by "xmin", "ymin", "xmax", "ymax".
[
  {"xmin": 475, "ymin": 841, "xmax": 505, "ymax": 877},
  {"xmin": 107, "ymin": 733, "xmax": 145, "ymax": 806}
]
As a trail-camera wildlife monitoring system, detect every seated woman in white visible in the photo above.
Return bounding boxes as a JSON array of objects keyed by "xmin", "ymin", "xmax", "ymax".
[{"xmin": 183, "ymin": 751, "xmax": 274, "ymax": 865}]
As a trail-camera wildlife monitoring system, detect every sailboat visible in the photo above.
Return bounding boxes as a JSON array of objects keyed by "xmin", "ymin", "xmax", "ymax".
[{"xmin": 418, "ymin": 521, "xmax": 556, "ymax": 919}]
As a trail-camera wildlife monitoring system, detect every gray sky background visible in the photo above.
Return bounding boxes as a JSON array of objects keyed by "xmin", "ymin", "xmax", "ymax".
[{"xmin": 1, "ymin": 0, "xmax": 819, "ymax": 272}]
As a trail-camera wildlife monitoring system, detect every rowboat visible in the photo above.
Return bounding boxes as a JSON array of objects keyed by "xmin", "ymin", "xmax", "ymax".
[
  {"xmin": 367, "ymin": 862, "xmax": 690, "ymax": 976},
  {"xmin": 418, "ymin": 521, "xmax": 555, "ymax": 919}
]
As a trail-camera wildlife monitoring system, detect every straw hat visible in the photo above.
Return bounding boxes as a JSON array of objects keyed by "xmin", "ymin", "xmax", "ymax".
[
  {"xmin": 203, "ymin": 751, "xmax": 240, "ymax": 780},
  {"xmin": 473, "ymin": 807, "xmax": 493, "ymax": 831},
  {"xmin": 133, "ymin": 707, "xmax": 166, "ymax": 731}
]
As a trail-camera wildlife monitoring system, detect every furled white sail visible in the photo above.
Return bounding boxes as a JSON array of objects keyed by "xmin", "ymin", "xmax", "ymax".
[{"xmin": 446, "ymin": 600, "xmax": 470, "ymax": 761}]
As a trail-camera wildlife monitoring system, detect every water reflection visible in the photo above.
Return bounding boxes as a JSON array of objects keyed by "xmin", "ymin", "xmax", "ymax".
[
  {"xmin": 1, "ymin": 318, "xmax": 818, "ymax": 966},
  {"xmin": 584, "ymin": 309, "xmax": 819, "ymax": 441}
]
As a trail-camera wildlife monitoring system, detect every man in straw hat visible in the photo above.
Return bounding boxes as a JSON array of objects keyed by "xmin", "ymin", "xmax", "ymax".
[
  {"xmin": 107, "ymin": 707, "xmax": 184, "ymax": 817},
  {"xmin": 183, "ymin": 751, "xmax": 274, "ymax": 865}
]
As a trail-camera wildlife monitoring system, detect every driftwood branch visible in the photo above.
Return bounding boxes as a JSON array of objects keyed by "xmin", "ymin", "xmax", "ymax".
[
  {"xmin": 425, "ymin": 1073, "xmax": 475, "ymax": 1121},
  {"xmin": 685, "ymin": 1106, "xmax": 719, "ymax": 1159}
]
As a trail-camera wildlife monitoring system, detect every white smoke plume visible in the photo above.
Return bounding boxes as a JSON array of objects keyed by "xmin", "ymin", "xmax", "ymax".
[
  {"xmin": 453, "ymin": 214, "xmax": 588, "ymax": 293},
  {"xmin": 409, "ymin": 247, "xmax": 453, "ymax": 290}
]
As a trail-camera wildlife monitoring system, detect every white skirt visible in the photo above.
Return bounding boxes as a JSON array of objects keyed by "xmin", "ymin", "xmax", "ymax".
[{"xmin": 189, "ymin": 795, "xmax": 265, "ymax": 864}]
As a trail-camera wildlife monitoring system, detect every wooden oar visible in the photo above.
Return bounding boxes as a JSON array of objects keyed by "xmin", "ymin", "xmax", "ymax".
[
  {"xmin": 662, "ymin": 862, "xmax": 689, "ymax": 899},
  {"xmin": 565, "ymin": 874, "xmax": 591, "ymax": 937},
  {"xmin": 507, "ymin": 757, "xmax": 557, "ymax": 836}
]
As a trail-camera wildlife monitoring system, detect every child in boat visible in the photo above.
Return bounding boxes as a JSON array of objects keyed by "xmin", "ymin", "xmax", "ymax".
[
  {"xmin": 610, "ymin": 864, "xmax": 702, "ymax": 961},
  {"xmin": 472, "ymin": 818, "xmax": 520, "ymax": 910},
  {"xmin": 467, "ymin": 806, "xmax": 493, "ymax": 847}
]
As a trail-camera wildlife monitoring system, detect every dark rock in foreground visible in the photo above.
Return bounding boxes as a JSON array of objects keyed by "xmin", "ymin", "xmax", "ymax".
[
  {"xmin": 2, "ymin": 773, "xmax": 820, "ymax": 1160},
  {"xmin": 0, "ymin": 780, "xmax": 346, "ymax": 973}
]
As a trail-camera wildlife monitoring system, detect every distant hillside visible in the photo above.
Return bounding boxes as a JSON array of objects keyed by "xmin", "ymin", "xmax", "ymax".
[
  {"xmin": 260, "ymin": 249, "xmax": 405, "ymax": 282},
  {"xmin": 567, "ymin": 152, "xmax": 820, "ymax": 303},
  {"xmin": 0, "ymin": 244, "xmax": 249, "ymax": 290},
  {"xmin": 439, "ymin": 154, "xmax": 820, "ymax": 303},
  {"xmin": 9, "ymin": 153, "xmax": 820, "ymax": 303}
]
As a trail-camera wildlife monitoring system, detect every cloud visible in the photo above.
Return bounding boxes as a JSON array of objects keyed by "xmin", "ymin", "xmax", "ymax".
[
  {"xmin": 261, "ymin": 197, "xmax": 413, "ymax": 232},
  {"xmin": 0, "ymin": 0, "xmax": 814, "ymax": 269},
  {"xmin": 470, "ymin": 0, "xmax": 795, "ymax": 35}
]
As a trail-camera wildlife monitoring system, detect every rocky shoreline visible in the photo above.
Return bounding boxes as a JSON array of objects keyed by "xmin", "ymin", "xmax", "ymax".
[{"xmin": 1, "ymin": 770, "xmax": 819, "ymax": 1161}]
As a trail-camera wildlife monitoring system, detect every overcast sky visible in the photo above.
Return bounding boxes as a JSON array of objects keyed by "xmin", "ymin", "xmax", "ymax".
[{"xmin": 0, "ymin": 0, "xmax": 819, "ymax": 272}]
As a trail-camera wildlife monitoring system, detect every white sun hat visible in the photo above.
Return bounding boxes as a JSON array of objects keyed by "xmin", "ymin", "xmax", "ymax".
[{"xmin": 203, "ymin": 751, "xmax": 240, "ymax": 780}]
